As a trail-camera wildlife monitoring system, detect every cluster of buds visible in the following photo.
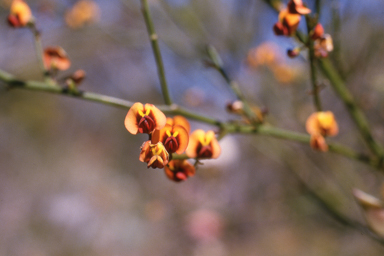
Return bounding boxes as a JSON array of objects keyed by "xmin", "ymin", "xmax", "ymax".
[
  {"xmin": 305, "ymin": 111, "xmax": 339, "ymax": 151},
  {"xmin": 125, "ymin": 103, "xmax": 221, "ymax": 182},
  {"xmin": 311, "ymin": 24, "xmax": 334, "ymax": 58},
  {"xmin": 273, "ymin": 0, "xmax": 310, "ymax": 36}
]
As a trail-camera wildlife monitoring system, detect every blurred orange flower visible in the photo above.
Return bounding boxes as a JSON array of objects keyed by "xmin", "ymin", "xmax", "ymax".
[
  {"xmin": 125, "ymin": 102, "xmax": 166, "ymax": 135},
  {"xmin": 186, "ymin": 130, "xmax": 221, "ymax": 159},
  {"xmin": 7, "ymin": 0, "xmax": 32, "ymax": 27},
  {"xmin": 314, "ymin": 34, "xmax": 334, "ymax": 58},
  {"xmin": 310, "ymin": 23, "xmax": 324, "ymax": 40},
  {"xmin": 65, "ymin": 0, "xmax": 100, "ymax": 29},
  {"xmin": 139, "ymin": 141, "xmax": 169, "ymax": 169},
  {"xmin": 246, "ymin": 42, "xmax": 280, "ymax": 68},
  {"xmin": 273, "ymin": 8, "xmax": 301, "ymax": 36},
  {"xmin": 287, "ymin": 0, "xmax": 311, "ymax": 15},
  {"xmin": 166, "ymin": 115, "xmax": 191, "ymax": 134},
  {"xmin": 310, "ymin": 133, "xmax": 328, "ymax": 152},
  {"xmin": 43, "ymin": 47, "xmax": 71, "ymax": 71},
  {"xmin": 152, "ymin": 124, "xmax": 189, "ymax": 154},
  {"xmin": 271, "ymin": 64, "xmax": 298, "ymax": 84},
  {"xmin": 306, "ymin": 111, "xmax": 339, "ymax": 137},
  {"xmin": 164, "ymin": 160, "xmax": 195, "ymax": 182}
]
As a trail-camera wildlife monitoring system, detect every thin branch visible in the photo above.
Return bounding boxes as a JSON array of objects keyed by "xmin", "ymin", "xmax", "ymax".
[
  {"xmin": 206, "ymin": 45, "xmax": 261, "ymax": 123},
  {"xmin": 28, "ymin": 22, "xmax": 49, "ymax": 81},
  {"xmin": 140, "ymin": 0, "xmax": 172, "ymax": 105},
  {"xmin": 306, "ymin": 16, "xmax": 322, "ymax": 111},
  {"xmin": 318, "ymin": 58, "xmax": 384, "ymax": 162},
  {"xmin": 0, "ymin": 68, "xmax": 379, "ymax": 169}
]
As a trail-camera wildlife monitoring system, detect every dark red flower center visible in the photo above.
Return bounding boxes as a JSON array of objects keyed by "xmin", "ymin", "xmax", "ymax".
[
  {"xmin": 164, "ymin": 136, "xmax": 179, "ymax": 153},
  {"xmin": 197, "ymin": 145, "xmax": 213, "ymax": 158},
  {"xmin": 138, "ymin": 115, "xmax": 155, "ymax": 134},
  {"xmin": 7, "ymin": 15, "xmax": 21, "ymax": 27},
  {"xmin": 175, "ymin": 172, "xmax": 187, "ymax": 181}
]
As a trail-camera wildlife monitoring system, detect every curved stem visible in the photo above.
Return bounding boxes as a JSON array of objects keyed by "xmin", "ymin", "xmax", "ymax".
[
  {"xmin": 140, "ymin": 0, "xmax": 172, "ymax": 105},
  {"xmin": 318, "ymin": 58, "xmax": 384, "ymax": 161}
]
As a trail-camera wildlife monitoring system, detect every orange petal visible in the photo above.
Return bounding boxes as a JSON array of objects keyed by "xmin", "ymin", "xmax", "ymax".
[
  {"xmin": 172, "ymin": 115, "xmax": 191, "ymax": 134},
  {"xmin": 144, "ymin": 104, "xmax": 166, "ymax": 130},
  {"xmin": 43, "ymin": 47, "xmax": 71, "ymax": 71},
  {"xmin": 317, "ymin": 111, "xmax": 338, "ymax": 136},
  {"xmin": 305, "ymin": 112, "xmax": 319, "ymax": 135},
  {"xmin": 11, "ymin": 0, "xmax": 32, "ymax": 26},
  {"xmin": 310, "ymin": 134, "xmax": 328, "ymax": 152},
  {"xmin": 186, "ymin": 129, "xmax": 206, "ymax": 158},
  {"xmin": 284, "ymin": 12, "xmax": 301, "ymax": 27},
  {"xmin": 173, "ymin": 125, "xmax": 189, "ymax": 154},
  {"xmin": 311, "ymin": 23, "xmax": 324, "ymax": 40},
  {"xmin": 206, "ymin": 130, "xmax": 221, "ymax": 159},
  {"xmin": 151, "ymin": 129, "xmax": 161, "ymax": 143},
  {"xmin": 139, "ymin": 140, "xmax": 151, "ymax": 162},
  {"xmin": 125, "ymin": 102, "xmax": 144, "ymax": 135},
  {"xmin": 164, "ymin": 160, "xmax": 195, "ymax": 182}
]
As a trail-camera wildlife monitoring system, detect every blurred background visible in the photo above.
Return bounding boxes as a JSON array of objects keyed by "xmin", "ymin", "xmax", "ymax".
[{"xmin": 1, "ymin": 0, "xmax": 384, "ymax": 255}]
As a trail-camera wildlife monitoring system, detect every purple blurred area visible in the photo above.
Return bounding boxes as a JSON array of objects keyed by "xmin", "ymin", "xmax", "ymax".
[{"xmin": 1, "ymin": 0, "xmax": 384, "ymax": 255}]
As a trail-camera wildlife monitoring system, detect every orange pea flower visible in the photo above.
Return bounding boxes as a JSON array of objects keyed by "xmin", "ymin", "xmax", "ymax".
[
  {"xmin": 273, "ymin": 8, "xmax": 301, "ymax": 36},
  {"xmin": 306, "ymin": 111, "xmax": 339, "ymax": 137},
  {"xmin": 310, "ymin": 133, "xmax": 328, "ymax": 152},
  {"xmin": 186, "ymin": 130, "xmax": 221, "ymax": 159},
  {"xmin": 152, "ymin": 124, "xmax": 189, "ymax": 154},
  {"xmin": 287, "ymin": 0, "xmax": 311, "ymax": 15},
  {"xmin": 310, "ymin": 23, "xmax": 324, "ymax": 40},
  {"xmin": 164, "ymin": 160, "xmax": 196, "ymax": 182},
  {"xmin": 43, "ymin": 47, "xmax": 71, "ymax": 71},
  {"xmin": 139, "ymin": 141, "xmax": 169, "ymax": 169},
  {"xmin": 166, "ymin": 115, "xmax": 191, "ymax": 134},
  {"xmin": 7, "ymin": 0, "xmax": 32, "ymax": 28},
  {"xmin": 65, "ymin": 0, "xmax": 100, "ymax": 29},
  {"xmin": 125, "ymin": 102, "xmax": 166, "ymax": 135}
]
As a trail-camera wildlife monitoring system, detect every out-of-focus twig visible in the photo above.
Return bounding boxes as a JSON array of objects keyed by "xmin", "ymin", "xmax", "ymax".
[
  {"xmin": 318, "ymin": 58, "xmax": 384, "ymax": 163},
  {"xmin": 206, "ymin": 45, "xmax": 261, "ymax": 124},
  {"xmin": 139, "ymin": 0, "xmax": 172, "ymax": 105},
  {"xmin": 306, "ymin": 16, "xmax": 322, "ymax": 111},
  {"xmin": 28, "ymin": 22, "xmax": 50, "ymax": 81}
]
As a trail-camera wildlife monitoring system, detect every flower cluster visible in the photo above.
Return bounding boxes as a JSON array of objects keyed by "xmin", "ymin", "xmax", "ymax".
[
  {"xmin": 272, "ymin": 1, "xmax": 333, "ymax": 59},
  {"xmin": 6, "ymin": 0, "xmax": 85, "ymax": 89},
  {"xmin": 305, "ymin": 111, "xmax": 339, "ymax": 151},
  {"xmin": 124, "ymin": 102, "xmax": 221, "ymax": 182},
  {"xmin": 311, "ymin": 24, "xmax": 334, "ymax": 58},
  {"xmin": 273, "ymin": 0, "xmax": 310, "ymax": 37}
]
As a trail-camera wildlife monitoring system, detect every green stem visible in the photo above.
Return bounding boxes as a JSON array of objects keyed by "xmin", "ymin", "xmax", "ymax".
[
  {"xmin": 140, "ymin": 0, "xmax": 172, "ymax": 105},
  {"xmin": 315, "ymin": 0, "xmax": 321, "ymax": 17},
  {"xmin": 0, "ymin": 68, "xmax": 379, "ymax": 169},
  {"xmin": 318, "ymin": 58, "xmax": 384, "ymax": 161},
  {"xmin": 207, "ymin": 45, "xmax": 260, "ymax": 123},
  {"xmin": 306, "ymin": 17, "xmax": 322, "ymax": 111},
  {"xmin": 28, "ymin": 22, "xmax": 49, "ymax": 80}
]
